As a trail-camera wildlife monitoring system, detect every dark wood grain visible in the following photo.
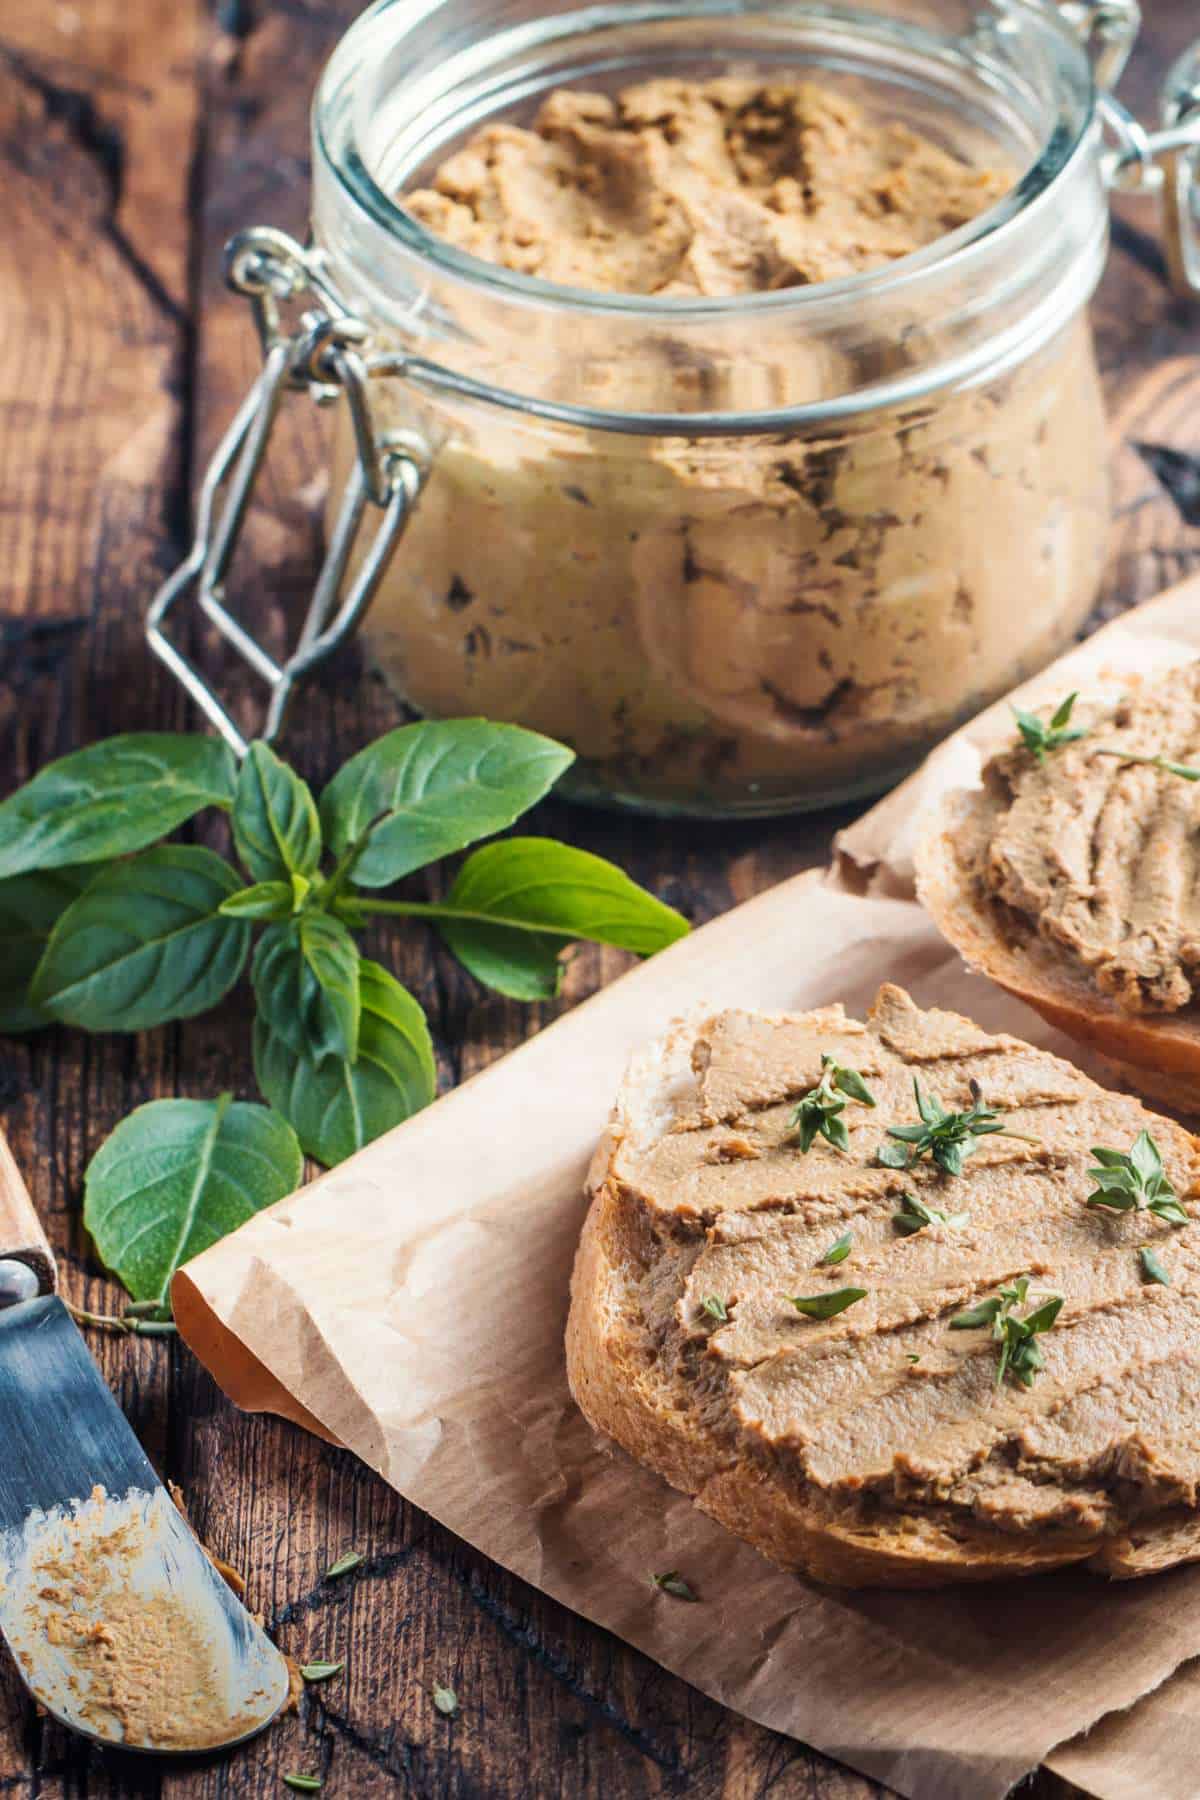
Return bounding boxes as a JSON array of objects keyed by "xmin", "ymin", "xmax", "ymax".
[{"xmin": 0, "ymin": 1, "xmax": 1196, "ymax": 1794}]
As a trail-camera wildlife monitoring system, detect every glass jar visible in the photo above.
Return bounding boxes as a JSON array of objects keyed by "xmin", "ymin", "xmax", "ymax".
[{"xmin": 149, "ymin": 1, "xmax": 1200, "ymax": 815}]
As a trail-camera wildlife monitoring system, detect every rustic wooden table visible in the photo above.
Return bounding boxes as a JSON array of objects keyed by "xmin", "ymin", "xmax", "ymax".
[{"xmin": 1, "ymin": 4, "xmax": 1198, "ymax": 1795}]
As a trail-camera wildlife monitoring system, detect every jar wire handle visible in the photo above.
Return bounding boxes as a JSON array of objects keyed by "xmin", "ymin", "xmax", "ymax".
[{"xmin": 145, "ymin": 229, "xmax": 426, "ymax": 756}]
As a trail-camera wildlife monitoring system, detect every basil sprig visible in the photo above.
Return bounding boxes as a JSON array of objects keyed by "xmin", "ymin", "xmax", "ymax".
[{"xmin": 2, "ymin": 722, "xmax": 689, "ymax": 1305}]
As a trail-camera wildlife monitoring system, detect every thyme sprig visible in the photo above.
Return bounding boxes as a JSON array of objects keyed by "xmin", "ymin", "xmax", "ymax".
[
  {"xmin": 950, "ymin": 1276, "xmax": 1063, "ymax": 1388},
  {"xmin": 1093, "ymin": 748, "xmax": 1200, "ymax": 782},
  {"xmin": 878, "ymin": 1078, "xmax": 1036, "ymax": 1178},
  {"xmin": 1012, "ymin": 692, "xmax": 1086, "ymax": 762},
  {"xmin": 789, "ymin": 1054, "xmax": 876, "ymax": 1155},
  {"xmin": 1087, "ymin": 1130, "xmax": 1189, "ymax": 1224}
]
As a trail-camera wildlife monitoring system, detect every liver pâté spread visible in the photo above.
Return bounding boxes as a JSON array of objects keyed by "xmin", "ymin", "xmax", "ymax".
[
  {"xmin": 405, "ymin": 80, "xmax": 1010, "ymax": 296},
  {"xmin": 357, "ymin": 76, "xmax": 1109, "ymax": 813},
  {"xmin": 573, "ymin": 985, "xmax": 1200, "ymax": 1579},
  {"xmin": 970, "ymin": 663, "xmax": 1200, "ymax": 1014}
]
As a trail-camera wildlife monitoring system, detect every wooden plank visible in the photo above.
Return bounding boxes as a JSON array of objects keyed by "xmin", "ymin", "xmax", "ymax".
[
  {"xmin": 0, "ymin": 0, "xmax": 1195, "ymax": 1793},
  {"xmin": 0, "ymin": 3, "xmax": 204, "ymax": 1797}
]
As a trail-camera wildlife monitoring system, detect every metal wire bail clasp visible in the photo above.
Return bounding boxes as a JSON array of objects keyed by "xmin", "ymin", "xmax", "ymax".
[
  {"xmin": 1097, "ymin": 37, "xmax": 1200, "ymax": 299},
  {"xmin": 146, "ymin": 227, "xmax": 427, "ymax": 756}
]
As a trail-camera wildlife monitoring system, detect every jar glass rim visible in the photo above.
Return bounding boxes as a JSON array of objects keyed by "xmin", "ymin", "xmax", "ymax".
[{"xmin": 313, "ymin": 0, "xmax": 1098, "ymax": 320}]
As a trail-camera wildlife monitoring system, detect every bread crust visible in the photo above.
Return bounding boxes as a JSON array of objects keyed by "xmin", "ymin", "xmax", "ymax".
[
  {"xmin": 565, "ymin": 1001, "xmax": 1200, "ymax": 1587},
  {"xmin": 915, "ymin": 785, "xmax": 1200, "ymax": 1107}
]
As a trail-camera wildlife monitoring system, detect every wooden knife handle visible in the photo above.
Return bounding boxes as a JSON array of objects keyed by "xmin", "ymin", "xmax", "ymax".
[{"xmin": 0, "ymin": 1131, "xmax": 56, "ymax": 1294}]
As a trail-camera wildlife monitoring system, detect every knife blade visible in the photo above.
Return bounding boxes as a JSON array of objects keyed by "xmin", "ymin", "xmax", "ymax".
[{"xmin": 0, "ymin": 1131, "xmax": 289, "ymax": 1752}]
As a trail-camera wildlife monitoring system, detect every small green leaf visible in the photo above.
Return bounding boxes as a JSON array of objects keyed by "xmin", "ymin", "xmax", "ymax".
[
  {"xmin": 232, "ymin": 741, "xmax": 322, "ymax": 884},
  {"xmin": 283, "ymin": 1777, "xmax": 322, "ymax": 1793},
  {"xmin": 0, "ymin": 734, "xmax": 236, "ymax": 880},
  {"xmin": 949, "ymin": 1298, "xmax": 1004, "ymax": 1329},
  {"xmin": 700, "ymin": 1294, "xmax": 728, "ymax": 1322},
  {"xmin": 0, "ymin": 865, "xmax": 95, "ymax": 1032},
  {"xmin": 31, "ymin": 846, "xmax": 250, "ymax": 1031},
  {"xmin": 650, "ymin": 1571, "xmax": 696, "ymax": 1601},
  {"xmin": 437, "ymin": 840, "xmax": 689, "ymax": 988},
  {"xmin": 432, "ymin": 1682, "xmax": 460, "ymax": 1716},
  {"xmin": 324, "ymin": 1552, "xmax": 364, "ymax": 1580},
  {"xmin": 892, "ymin": 1193, "xmax": 969, "ymax": 1236},
  {"xmin": 220, "ymin": 881, "xmax": 294, "ymax": 922},
  {"xmin": 253, "ymin": 914, "xmax": 362, "ymax": 1065},
  {"xmin": 254, "ymin": 960, "xmax": 437, "ymax": 1165},
  {"xmin": 784, "ymin": 1287, "xmax": 867, "ymax": 1320},
  {"xmin": 818, "ymin": 1231, "xmax": 852, "ymax": 1266},
  {"xmin": 831, "ymin": 1066, "xmax": 876, "ymax": 1106},
  {"xmin": 320, "ymin": 719, "xmax": 574, "ymax": 886},
  {"xmin": 1139, "ymin": 1245, "xmax": 1171, "ymax": 1286},
  {"xmin": 300, "ymin": 1661, "xmax": 345, "ymax": 1683},
  {"xmin": 83, "ymin": 1094, "xmax": 302, "ymax": 1304}
]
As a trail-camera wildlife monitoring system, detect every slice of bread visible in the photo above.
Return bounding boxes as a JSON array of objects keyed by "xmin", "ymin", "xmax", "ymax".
[
  {"xmin": 566, "ymin": 986, "xmax": 1200, "ymax": 1587},
  {"xmin": 916, "ymin": 783, "xmax": 1200, "ymax": 1111}
]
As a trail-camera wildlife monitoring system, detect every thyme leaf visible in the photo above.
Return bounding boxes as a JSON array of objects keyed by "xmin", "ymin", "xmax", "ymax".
[
  {"xmin": 651, "ymin": 1570, "xmax": 697, "ymax": 1601},
  {"xmin": 1012, "ymin": 692, "xmax": 1087, "ymax": 761},
  {"xmin": 1139, "ymin": 1245, "xmax": 1171, "ymax": 1286},
  {"xmin": 818, "ymin": 1231, "xmax": 853, "ymax": 1265},
  {"xmin": 323, "ymin": 1551, "xmax": 365, "ymax": 1581},
  {"xmin": 785, "ymin": 1287, "xmax": 868, "ymax": 1320},
  {"xmin": 700, "ymin": 1294, "xmax": 728, "ymax": 1323},
  {"xmin": 892, "ymin": 1192, "xmax": 969, "ymax": 1236},
  {"xmin": 432, "ymin": 1682, "xmax": 459, "ymax": 1716}
]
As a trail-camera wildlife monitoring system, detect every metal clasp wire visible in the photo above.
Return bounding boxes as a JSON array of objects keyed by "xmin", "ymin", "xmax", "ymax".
[
  {"xmin": 146, "ymin": 230, "xmax": 425, "ymax": 757},
  {"xmin": 1098, "ymin": 43, "xmax": 1200, "ymax": 297}
]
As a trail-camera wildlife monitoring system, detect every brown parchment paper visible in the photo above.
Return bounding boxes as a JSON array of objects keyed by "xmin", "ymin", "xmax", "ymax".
[{"xmin": 175, "ymin": 575, "xmax": 1200, "ymax": 1800}]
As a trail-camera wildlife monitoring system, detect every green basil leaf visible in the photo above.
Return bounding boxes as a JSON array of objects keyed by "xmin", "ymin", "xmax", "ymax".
[
  {"xmin": 436, "ymin": 919, "xmax": 571, "ymax": 1002},
  {"xmin": 252, "ymin": 914, "xmax": 362, "ymax": 1065},
  {"xmin": 219, "ymin": 881, "xmax": 294, "ymax": 921},
  {"xmin": 0, "ymin": 735, "xmax": 236, "ymax": 880},
  {"xmin": 437, "ymin": 840, "xmax": 689, "ymax": 983},
  {"xmin": 232, "ymin": 741, "xmax": 322, "ymax": 884},
  {"xmin": 31, "ymin": 845, "xmax": 250, "ymax": 1031},
  {"xmin": 83, "ymin": 1093, "xmax": 302, "ymax": 1304},
  {"xmin": 253, "ymin": 959, "xmax": 436, "ymax": 1165},
  {"xmin": 0, "ymin": 866, "xmax": 96, "ymax": 1032},
  {"xmin": 319, "ymin": 720, "xmax": 574, "ymax": 887}
]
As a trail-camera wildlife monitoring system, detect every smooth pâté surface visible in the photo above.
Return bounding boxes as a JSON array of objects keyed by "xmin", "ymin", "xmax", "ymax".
[{"xmin": 0, "ymin": 2, "xmax": 1197, "ymax": 1794}]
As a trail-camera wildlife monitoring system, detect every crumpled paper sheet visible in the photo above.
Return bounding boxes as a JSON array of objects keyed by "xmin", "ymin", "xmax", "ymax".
[{"xmin": 175, "ymin": 575, "xmax": 1200, "ymax": 1800}]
